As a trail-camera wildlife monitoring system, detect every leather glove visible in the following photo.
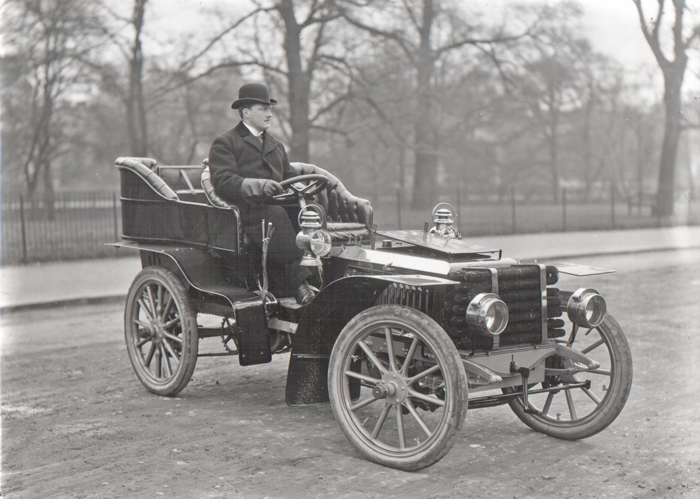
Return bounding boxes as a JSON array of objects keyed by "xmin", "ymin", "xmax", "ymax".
[
  {"xmin": 241, "ymin": 178, "xmax": 284, "ymax": 202},
  {"xmin": 262, "ymin": 179, "xmax": 283, "ymax": 199}
]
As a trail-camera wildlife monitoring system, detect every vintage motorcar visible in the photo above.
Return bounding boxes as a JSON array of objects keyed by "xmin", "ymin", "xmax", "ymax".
[{"xmin": 114, "ymin": 156, "xmax": 633, "ymax": 470}]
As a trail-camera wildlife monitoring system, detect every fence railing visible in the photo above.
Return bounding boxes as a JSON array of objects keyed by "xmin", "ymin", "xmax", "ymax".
[
  {"xmin": 2, "ymin": 191, "xmax": 122, "ymax": 265},
  {"xmin": 1, "ymin": 187, "xmax": 698, "ymax": 265},
  {"xmin": 368, "ymin": 186, "xmax": 700, "ymax": 235}
]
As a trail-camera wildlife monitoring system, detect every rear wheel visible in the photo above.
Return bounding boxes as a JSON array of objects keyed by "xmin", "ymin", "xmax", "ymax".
[
  {"xmin": 124, "ymin": 267, "xmax": 198, "ymax": 396},
  {"xmin": 328, "ymin": 305, "xmax": 468, "ymax": 470},
  {"xmin": 506, "ymin": 291, "xmax": 633, "ymax": 439}
]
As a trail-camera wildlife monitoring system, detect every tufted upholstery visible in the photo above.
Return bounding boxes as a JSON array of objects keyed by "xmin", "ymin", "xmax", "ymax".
[
  {"xmin": 289, "ymin": 162, "xmax": 373, "ymax": 243},
  {"xmin": 115, "ymin": 157, "xmax": 178, "ymax": 200},
  {"xmin": 201, "ymin": 165, "xmax": 232, "ymax": 209}
]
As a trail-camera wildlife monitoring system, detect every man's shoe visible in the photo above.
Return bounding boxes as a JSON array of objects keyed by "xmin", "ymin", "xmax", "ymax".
[{"xmin": 295, "ymin": 281, "xmax": 315, "ymax": 305}]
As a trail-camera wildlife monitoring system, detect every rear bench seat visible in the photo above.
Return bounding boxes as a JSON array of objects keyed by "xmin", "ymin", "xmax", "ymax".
[
  {"xmin": 156, "ymin": 165, "xmax": 207, "ymax": 203},
  {"xmin": 115, "ymin": 157, "xmax": 207, "ymax": 204}
]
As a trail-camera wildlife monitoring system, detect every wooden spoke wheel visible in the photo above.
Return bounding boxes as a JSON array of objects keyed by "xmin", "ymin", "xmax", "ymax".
[
  {"xmin": 328, "ymin": 306, "xmax": 468, "ymax": 470},
  {"xmin": 505, "ymin": 290, "xmax": 633, "ymax": 439},
  {"xmin": 124, "ymin": 267, "xmax": 198, "ymax": 396}
]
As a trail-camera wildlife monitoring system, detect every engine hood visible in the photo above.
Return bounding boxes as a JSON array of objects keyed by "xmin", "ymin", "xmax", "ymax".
[
  {"xmin": 374, "ymin": 229, "xmax": 502, "ymax": 260},
  {"xmin": 331, "ymin": 230, "xmax": 506, "ymax": 276}
]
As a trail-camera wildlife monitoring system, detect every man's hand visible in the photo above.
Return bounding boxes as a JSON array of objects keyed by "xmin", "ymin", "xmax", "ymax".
[
  {"xmin": 241, "ymin": 178, "xmax": 284, "ymax": 203},
  {"xmin": 262, "ymin": 180, "xmax": 283, "ymax": 199}
]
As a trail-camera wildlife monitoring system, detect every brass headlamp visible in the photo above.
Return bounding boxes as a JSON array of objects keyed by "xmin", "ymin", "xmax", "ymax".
[
  {"xmin": 466, "ymin": 293, "xmax": 509, "ymax": 337},
  {"xmin": 296, "ymin": 206, "xmax": 332, "ymax": 267},
  {"xmin": 429, "ymin": 203, "xmax": 462, "ymax": 239},
  {"xmin": 567, "ymin": 288, "xmax": 607, "ymax": 328}
]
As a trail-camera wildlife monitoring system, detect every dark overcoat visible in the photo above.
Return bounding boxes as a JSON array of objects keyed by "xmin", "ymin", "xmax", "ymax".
[{"xmin": 208, "ymin": 121, "xmax": 296, "ymax": 214}]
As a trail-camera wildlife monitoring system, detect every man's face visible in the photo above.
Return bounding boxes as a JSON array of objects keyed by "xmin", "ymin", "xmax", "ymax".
[{"xmin": 244, "ymin": 104, "xmax": 272, "ymax": 132}]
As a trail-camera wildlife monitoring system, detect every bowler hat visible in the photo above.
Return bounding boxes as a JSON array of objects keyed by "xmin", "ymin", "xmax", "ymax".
[{"xmin": 231, "ymin": 83, "xmax": 278, "ymax": 109}]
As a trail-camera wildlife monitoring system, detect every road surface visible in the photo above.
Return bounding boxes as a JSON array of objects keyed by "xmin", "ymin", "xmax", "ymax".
[{"xmin": 2, "ymin": 250, "xmax": 699, "ymax": 498}]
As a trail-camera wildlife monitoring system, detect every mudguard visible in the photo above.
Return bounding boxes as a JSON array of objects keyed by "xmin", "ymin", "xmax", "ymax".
[{"xmin": 285, "ymin": 274, "xmax": 458, "ymax": 406}]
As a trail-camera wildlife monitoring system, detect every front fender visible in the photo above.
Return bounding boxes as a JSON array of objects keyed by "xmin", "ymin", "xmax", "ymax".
[{"xmin": 285, "ymin": 274, "xmax": 458, "ymax": 406}]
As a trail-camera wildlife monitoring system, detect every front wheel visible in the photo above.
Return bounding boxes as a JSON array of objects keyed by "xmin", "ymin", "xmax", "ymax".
[
  {"xmin": 328, "ymin": 305, "xmax": 468, "ymax": 470},
  {"xmin": 505, "ymin": 291, "xmax": 633, "ymax": 439},
  {"xmin": 124, "ymin": 266, "xmax": 198, "ymax": 396}
]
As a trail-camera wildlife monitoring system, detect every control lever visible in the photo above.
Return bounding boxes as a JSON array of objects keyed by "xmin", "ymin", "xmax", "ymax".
[
  {"xmin": 511, "ymin": 359, "xmax": 540, "ymax": 415},
  {"xmin": 260, "ymin": 220, "xmax": 278, "ymax": 314}
]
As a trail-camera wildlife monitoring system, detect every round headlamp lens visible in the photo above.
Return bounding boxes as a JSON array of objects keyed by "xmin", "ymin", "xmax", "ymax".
[
  {"xmin": 466, "ymin": 293, "xmax": 509, "ymax": 337},
  {"xmin": 567, "ymin": 288, "xmax": 606, "ymax": 327},
  {"xmin": 309, "ymin": 230, "xmax": 332, "ymax": 257}
]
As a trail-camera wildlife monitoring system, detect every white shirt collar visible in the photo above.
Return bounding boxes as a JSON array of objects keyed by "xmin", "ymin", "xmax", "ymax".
[{"xmin": 242, "ymin": 122, "xmax": 263, "ymax": 137}]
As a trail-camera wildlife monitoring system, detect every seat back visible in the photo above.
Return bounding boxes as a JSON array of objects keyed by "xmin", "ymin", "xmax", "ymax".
[
  {"xmin": 201, "ymin": 165, "xmax": 233, "ymax": 209},
  {"xmin": 289, "ymin": 162, "xmax": 373, "ymax": 231},
  {"xmin": 115, "ymin": 157, "xmax": 177, "ymax": 200},
  {"xmin": 155, "ymin": 165, "xmax": 207, "ymax": 203}
]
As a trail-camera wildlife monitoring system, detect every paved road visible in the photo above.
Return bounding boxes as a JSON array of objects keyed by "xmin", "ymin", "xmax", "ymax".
[{"xmin": 2, "ymin": 249, "xmax": 699, "ymax": 498}]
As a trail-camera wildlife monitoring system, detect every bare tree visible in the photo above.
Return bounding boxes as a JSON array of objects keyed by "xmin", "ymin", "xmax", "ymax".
[
  {"xmin": 92, "ymin": 0, "xmax": 150, "ymax": 157},
  {"xmin": 632, "ymin": 0, "xmax": 700, "ymax": 218},
  {"xmin": 342, "ymin": 0, "xmax": 531, "ymax": 208},
  {"xmin": 1, "ymin": 0, "xmax": 100, "ymax": 213},
  {"xmin": 270, "ymin": 0, "xmax": 347, "ymax": 162}
]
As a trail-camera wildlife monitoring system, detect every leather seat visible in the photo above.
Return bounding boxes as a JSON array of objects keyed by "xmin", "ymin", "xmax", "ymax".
[{"xmin": 289, "ymin": 162, "xmax": 373, "ymax": 244}]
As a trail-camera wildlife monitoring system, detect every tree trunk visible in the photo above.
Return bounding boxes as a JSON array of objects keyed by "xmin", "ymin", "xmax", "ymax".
[
  {"xmin": 411, "ymin": 0, "xmax": 436, "ymax": 210},
  {"xmin": 127, "ymin": 0, "xmax": 148, "ymax": 158},
  {"xmin": 656, "ymin": 69, "xmax": 683, "ymax": 218},
  {"xmin": 279, "ymin": 0, "xmax": 310, "ymax": 163}
]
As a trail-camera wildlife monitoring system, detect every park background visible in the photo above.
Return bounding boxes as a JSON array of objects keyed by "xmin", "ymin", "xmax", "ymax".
[{"xmin": 2, "ymin": 0, "xmax": 699, "ymax": 265}]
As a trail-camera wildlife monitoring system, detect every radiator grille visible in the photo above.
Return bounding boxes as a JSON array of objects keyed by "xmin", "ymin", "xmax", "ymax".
[{"xmin": 443, "ymin": 265, "xmax": 561, "ymax": 350}]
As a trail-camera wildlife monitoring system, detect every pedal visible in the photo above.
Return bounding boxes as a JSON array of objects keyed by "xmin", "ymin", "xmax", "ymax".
[{"xmin": 278, "ymin": 297, "xmax": 303, "ymax": 310}]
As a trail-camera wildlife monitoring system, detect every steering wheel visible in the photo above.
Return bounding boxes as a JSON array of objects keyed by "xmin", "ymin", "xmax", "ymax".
[{"xmin": 273, "ymin": 174, "xmax": 329, "ymax": 202}]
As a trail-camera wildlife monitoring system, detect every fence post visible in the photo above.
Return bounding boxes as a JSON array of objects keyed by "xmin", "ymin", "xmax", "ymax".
[
  {"xmin": 511, "ymin": 187, "xmax": 517, "ymax": 234},
  {"xmin": 19, "ymin": 194, "xmax": 28, "ymax": 263},
  {"xmin": 396, "ymin": 188, "xmax": 402, "ymax": 230},
  {"xmin": 610, "ymin": 184, "xmax": 616, "ymax": 229},
  {"xmin": 112, "ymin": 192, "xmax": 120, "ymax": 243},
  {"xmin": 561, "ymin": 187, "xmax": 567, "ymax": 232}
]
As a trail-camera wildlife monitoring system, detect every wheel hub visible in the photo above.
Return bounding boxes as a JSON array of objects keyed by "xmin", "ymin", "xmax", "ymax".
[
  {"xmin": 146, "ymin": 317, "xmax": 165, "ymax": 345},
  {"xmin": 372, "ymin": 373, "xmax": 408, "ymax": 405}
]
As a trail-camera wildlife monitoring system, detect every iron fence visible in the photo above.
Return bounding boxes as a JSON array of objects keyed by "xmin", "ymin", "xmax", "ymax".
[
  {"xmin": 1, "ymin": 187, "xmax": 698, "ymax": 266},
  {"xmin": 368, "ymin": 186, "xmax": 700, "ymax": 235},
  {"xmin": 1, "ymin": 191, "xmax": 122, "ymax": 265}
]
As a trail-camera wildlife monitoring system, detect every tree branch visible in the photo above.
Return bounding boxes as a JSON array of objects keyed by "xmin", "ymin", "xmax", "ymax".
[
  {"xmin": 342, "ymin": 14, "xmax": 417, "ymax": 66},
  {"xmin": 632, "ymin": 0, "xmax": 670, "ymax": 66},
  {"xmin": 435, "ymin": 29, "xmax": 529, "ymax": 57}
]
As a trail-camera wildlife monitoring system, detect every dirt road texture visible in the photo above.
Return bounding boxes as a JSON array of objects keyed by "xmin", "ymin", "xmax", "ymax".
[{"xmin": 2, "ymin": 251, "xmax": 700, "ymax": 498}]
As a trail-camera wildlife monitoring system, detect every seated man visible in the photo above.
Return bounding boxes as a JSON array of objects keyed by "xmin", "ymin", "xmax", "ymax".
[{"xmin": 208, "ymin": 82, "xmax": 314, "ymax": 305}]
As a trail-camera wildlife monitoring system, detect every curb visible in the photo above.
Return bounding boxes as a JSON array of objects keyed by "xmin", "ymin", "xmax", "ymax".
[
  {"xmin": 1, "ymin": 295, "xmax": 126, "ymax": 315},
  {"xmin": 2, "ymin": 244, "xmax": 698, "ymax": 314}
]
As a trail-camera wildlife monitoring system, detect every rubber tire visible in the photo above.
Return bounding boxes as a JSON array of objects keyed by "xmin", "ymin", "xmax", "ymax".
[
  {"xmin": 124, "ymin": 266, "xmax": 198, "ymax": 396},
  {"xmin": 328, "ymin": 305, "xmax": 468, "ymax": 470},
  {"xmin": 506, "ymin": 291, "xmax": 633, "ymax": 440}
]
